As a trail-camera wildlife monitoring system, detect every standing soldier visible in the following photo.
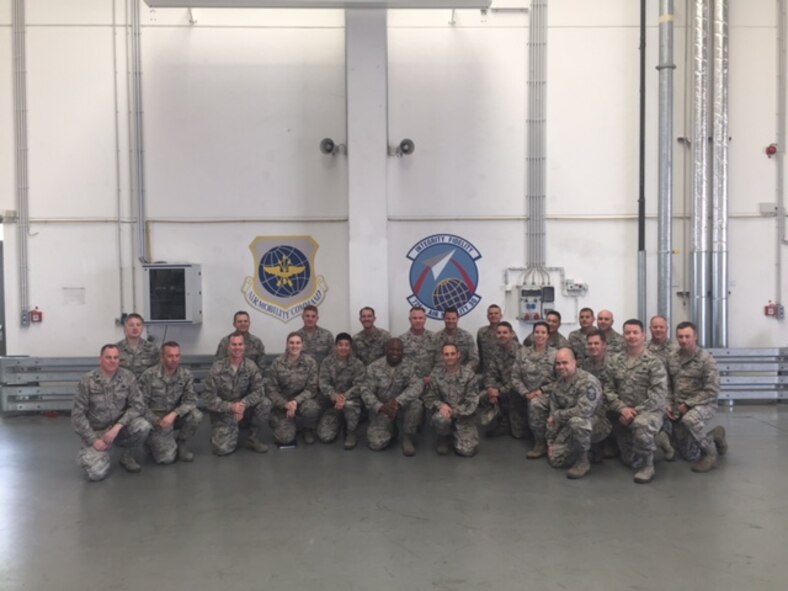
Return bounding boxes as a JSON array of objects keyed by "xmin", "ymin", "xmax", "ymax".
[
  {"xmin": 399, "ymin": 307, "xmax": 438, "ymax": 385},
  {"xmin": 477, "ymin": 304, "xmax": 517, "ymax": 375},
  {"xmin": 523, "ymin": 310, "xmax": 569, "ymax": 350},
  {"xmin": 296, "ymin": 305, "xmax": 334, "ymax": 366},
  {"xmin": 512, "ymin": 321, "xmax": 557, "ymax": 458},
  {"xmin": 433, "ymin": 307, "xmax": 479, "ymax": 372},
  {"xmin": 568, "ymin": 307, "xmax": 596, "ymax": 361},
  {"xmin": 71, "ymin": 344, "xmax": 151, "ymax": 481},
  {"xmin": 479, "ymin": 321, "xmax": 522, "ymax": 438},
  {"xmin": 425, "ymin": 343, "xmax": 481, "ymax": 457},
  {"xmin": 316, "ymin": 333, "xmax": 366, "ymax": 449},
  {"xmin": 352, "ymin": 306, "xmax": 391, "ymax": 366},
  {"xmin": 582, "ymin": 329, "xmax": 617, "ymax": 460},
  {"xmin": 596, "ymin": 309, "xmax": 625, "ymax": 354},
  {"xmin": 268, "ymin": 332, "xmax": 321, "ymax": 445},
  {"xmin": 362, "ymin": 339, "xmax": 423, "ymax": 456},
  {"xmin": 116, "ymin": 313, "xmax": 159, "ymax": 379},
  {"xmin": 203, "ymin": 332, "xmax": 270, "ymax": 455},
  {"xmin": 604, "ymin": 319, "xmax": 668, "ymax": 484},
  {"xmin": 546, "ymin": 348, "xmax": 611, "ymax": 479},
  {"xmin": 666, "ymin": 321, "xmax": 728, "ymax": 472},
  {"xmin": 215, "ymin": 310, "xmax": 267, "ymax": 371},
  {"xmin": 139, "ymin": 341, "xmax": 203, "ymax": 464},
  {"xmin": 647, "ymin": 315, "xmax": 678, "ymax": 366}
]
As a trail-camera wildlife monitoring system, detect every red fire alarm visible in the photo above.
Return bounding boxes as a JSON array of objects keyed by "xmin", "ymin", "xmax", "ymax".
[
  {"xmin": 29, "ymin": 307, "xmax": 43, "ymax": 323},
  {"xmin": 764, "ymin": 300, "xmax": 778, "ymax": 317},
  {"xmin": 766, "ymin": 143, "xmax": 778, "ymax": 158}
]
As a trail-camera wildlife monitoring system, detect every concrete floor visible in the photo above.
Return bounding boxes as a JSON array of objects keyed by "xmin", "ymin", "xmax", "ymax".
[{"xmin": 0, "ymin": 405, "xmax": 786, "ymax": 591}]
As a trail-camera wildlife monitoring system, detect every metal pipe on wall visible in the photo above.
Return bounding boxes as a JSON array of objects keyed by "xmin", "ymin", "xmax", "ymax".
[
  {"xmin": 129, "ymin": 0, "xmax": 149, "ymax": 264},
  {"xmin": 638, "ymin": 0, "xmax": 647, "ymax": 322},
  {"xmin": 776, "ymin": 0, "xmax": 787, "ymax": 310},
  {"xmin": 711, "ymin": 0, "xmax": 729, "ymax": 347},
  {"xmin": 657, "ymin": 0, "xmax": 675, "ymax": 327},
  {"xmin": 12, "ymin": 0, "xmax": 30, "ymax": 328},
  {"xmin": 691, "ymin": 0, "xmax": 711, "ymax": 347}
]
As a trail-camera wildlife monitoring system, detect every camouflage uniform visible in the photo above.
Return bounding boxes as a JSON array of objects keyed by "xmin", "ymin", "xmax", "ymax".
[
  {"xmin": 604, "ymin": 350, "xmax": 668, "ymax": 467},
  {"xmin": 139, "ymin": 363, "xmax": 203, "ymax": 464},
  {"xmin": 476, "ymin": 324, "xmax": 519, "ymax": 375},
  {"xmin": 267, "ymin": 354, "xmax": 321, "ymax": 444},
  {"xmin": 424, "ymin": 365, "xmax": 480, "ymax": 457},
  {"xmin": 511, "ymin": 346, "xmax": 557, "ymax": 443},
  {"xmin": 203, "ymin": 358, "xmax": 270, "ymax": 455},
  {"xmin": 480, "ymin": 341, "xmax": 522, "ymax": 437},
  {"xmin": 568, "ymin": 328, "xmax": 594, "ymax": 361},
  {"xmin": 602, "ymin": 329, "xmax": 625, "ymax": 355},
  {"xmin": 581, "ymin": 356, "xmax": 613, "ymax": 399},
  {"xmin": 666, "ymin": 348, "xmax": 720, "ymax": 462},
  {"xmin": 316, "ymin": 353, "xmax": 366, "ymax": 443},
  {"xmin": 116, "ymin": 338, "xmax": 160, "ymax": 379},
  {"xmin": 523, "ymin": 331, "xmax": 569, "ymax": 350},
  {"xmin": 434, "ymin": 327, "xmax": 480, "ymax": 372},
  {"xmin": 296, "ymin": 326, "xmax": 334, "ymax": 366},
  {"xmin": 399, "ymin": 330, "xmax": 438, "ymax": 379},
  {"xmin": 547, "ymin": 368, "xmax": 611, "ymax": 467},
  {"xmin": 215, "ymin": 332, "xmax": 267, "ymax": 371},
  {"xmin": 71, "ymin": 368, "xmax": 152, "ymax": 481},
  {"xmin": 362, "ymin": 358, "xmax": 423, "ymax": 450},
  {"xmin": 647, "ymin": 339, "xmax": 679, "ymax": 367},
  {"xmin": 352, "ymin": 327, "xmax": 392, "ymax": 366}
]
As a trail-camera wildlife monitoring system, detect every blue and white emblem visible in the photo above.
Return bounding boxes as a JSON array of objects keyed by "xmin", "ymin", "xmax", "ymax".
[{"xmin": 406, "ymin": 234, "xmax": 482, "ymax": 320}]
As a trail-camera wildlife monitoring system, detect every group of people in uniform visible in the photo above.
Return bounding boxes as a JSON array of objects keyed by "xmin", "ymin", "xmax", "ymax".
[{"xmin": 71, "ymin": 304, "xmax": 728, "ymax": 485}]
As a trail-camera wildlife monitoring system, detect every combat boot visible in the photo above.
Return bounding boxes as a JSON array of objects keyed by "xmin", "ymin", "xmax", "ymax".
[
  {"xmin": 656, "ymin": 431, "xmax": 676, "ymax": 462},
  {"xmin": 691, "ymin": 444, "xmax": 717, "ymax": 473},
  {"xmin": 401, "ymin": 435, "xmax": 416, "ymax": 457},
  {"xmin": 633, "ymin": 455, "xmax": 655, "ymax": 484},
  {"xmin": 566, "ymin": 452, "xmax": 591, "ymax": 479},
  {"xmin": 344, "ymin": 430, "xmax": 358, "ymax": 450},
  {"xmin": 436, "ymin": 435, "xmax": 450, "ymax": 456},
  {"xmin": 177, "ymin": 442, "xmax": 195, "ymax": 462},
  {"xmin": 119, "ymin": 450, "xmax": 142, "ymax": 473},
  {"xmin": 710, "ymin": 426, "xmax": 728, "ymax": 455},
  {"xmin": 245, "ymin": 437, "xmax": 269, "ymax": 454},
  {"xmin": 303, "ymin": 429, "xmax": 316, "ymax": 445},
  {"xmin": 526, "ymin": 440, "xmax": 547, "ymax": 460}
]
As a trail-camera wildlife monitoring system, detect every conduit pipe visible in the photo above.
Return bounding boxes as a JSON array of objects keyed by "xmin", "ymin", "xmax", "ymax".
[
  {"xmin": 710, "ymin": 0, "xmax": 729, "ymax": 347},
  {"xmin": 524, "ymin": 0, "xmax": 549, "ymax": 284},
  {"xmin": 691, "ymin": 0, "xmax": 711, "ymax": 347},
  {"xmin": 776, "ymin": 0, "xmax": 787, "ymax": 311},
  {"xmin": 12, "ymin": 0, "xmax": 30, "ymax": 327},
  {"xmin": 657, "ymin": 0, "xmax": 675, "ymax": 327},
  {"xmin": 129, "ymin": 0, "xmax": 149, "ymax": 263},
  {"xmin": 637, "ymin": 0, "xmax": 647, "ymax": 322}
]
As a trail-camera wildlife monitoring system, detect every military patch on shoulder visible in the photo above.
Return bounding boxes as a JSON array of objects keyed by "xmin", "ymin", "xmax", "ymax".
[{"xmin": 587, "ymin": 386, "xmax": 597, "ymax": 401}]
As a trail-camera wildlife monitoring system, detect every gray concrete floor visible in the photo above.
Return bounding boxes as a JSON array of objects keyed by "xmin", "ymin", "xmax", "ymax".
[{"xmin": 0, "ymin": 405, "xmax": 786, "ymax": 591}]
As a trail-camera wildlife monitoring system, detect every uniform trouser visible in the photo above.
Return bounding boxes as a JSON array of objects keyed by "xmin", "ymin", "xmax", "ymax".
[
  {"xmin": 367, "ymin": 399, "xmax": 424, "ymax": 451},
  {"xmin": 316, "ymin": 398, "xmax": 363, "ymax": 443},
  {"xmin": 671, "ymin": 403, "xmax": 716, "ymax": 462},
  {"xmin": 547, "ymin": 414, "xmax": 612, "ymax": 468},
  {"xmin": 527, "ymin": 393, "xmax": 550, "ymax": 442},
  {"xmin": 76, "ymin": 417, "xmax": 152, "ymax": 482},
  {"xmin": 613, "ymin": 409, "xmax": 663, "ymax": 467},
  {"xmin": 479, "ymin": 391, "xmax": 528, "ymax": 438},
  {"xmin": 147, "ymin": 409, "xmax": 204, "ymax": 464},
  {"xmin": 209, "ymin": 400, "xmax": 271, "ymax": 456},
  {"xmin": 269, "ymin": 398, "xmax": 321, "ymax": 444},
  {"xmin": 430, "ymin": 412, "xmax": 479, "ymax": 457}
]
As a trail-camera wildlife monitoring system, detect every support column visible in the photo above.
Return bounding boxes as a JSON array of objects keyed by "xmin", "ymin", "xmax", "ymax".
[{"xmin": 346, "ymin": 10, "xmax": 390, "ymax": 327}]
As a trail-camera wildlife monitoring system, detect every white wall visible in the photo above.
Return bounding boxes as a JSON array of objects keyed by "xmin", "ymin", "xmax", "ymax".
[{"xmin": 0, "ymin": 0, "xmax": 786, "ymax": 357}]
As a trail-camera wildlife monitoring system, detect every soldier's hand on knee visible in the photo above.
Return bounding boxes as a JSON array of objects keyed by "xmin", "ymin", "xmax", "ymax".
[
  {"xmin": 547, "ymin": 416, "xmax": 555, "ymax": 429},
  {"xmin": 93, "ymin": 439, "xmax": 110, "ymax": 452},
  {"xmin": 678, "ymin": 403, "xmax": 689, "ymax": 415},
  {"xmin": 159, "ymin": 412, "xmax": 177, "ymax": 430},
  {"xmin": 438, "ymin": 404, "xmax": 453, "ymax": 419},
  {"xmin": 285, "ymin": 400, "xmax": 298, "ymax": 419},
  {"xmin": 619, "ymin": 407, "xmax": 637, "ymax": 426},
  {"xmin": 335, "ymin": 394, "xmax": 346, "ymax": 410},
  {"xmin": 526, "ymin": 388, "xmax": 542, "ymax": 401}
]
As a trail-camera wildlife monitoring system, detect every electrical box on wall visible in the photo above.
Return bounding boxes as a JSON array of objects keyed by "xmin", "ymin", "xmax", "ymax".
[
  {"xmin": 143, "ymin": 264, "xmax": 203, "ymax": 325},
  {"xmin": 518, "ymin": 285, "xmax": 555, "ymax": 322}
]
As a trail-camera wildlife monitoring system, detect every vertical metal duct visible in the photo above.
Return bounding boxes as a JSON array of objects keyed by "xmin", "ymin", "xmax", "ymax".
[
  {"xmin": 775, "ymin": 0, "xmax": 786, "ymax": 308},
  {"xmin": 691, "ymin": 0, "xmax": 710, "ymax": 347},
  {"xmin": 637, "ymin": 0, "xmax": 647, "ymax": 322},
  {"xmin": 657, "ymin": 0, "xmax": 675, "ymax": 326},
  {"xmin": 12, "ymin": 0, "xmax": 30, "ymax": 327},
  {"xmin": 129, "ymin": 0, "xmax": 149, "ymax": 263},
  {"xmin": 525, "ymin": 0, "xmax": 548, "ymax": 283},
  {"xmin": 710, "ymin": 0, "xmax": 729, "ymax": 347}
]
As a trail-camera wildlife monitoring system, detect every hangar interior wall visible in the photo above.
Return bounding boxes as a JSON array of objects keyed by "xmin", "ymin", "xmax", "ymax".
[{"xmin": 0, "ymin": 0, "xmax": 785, "ymax": 356}]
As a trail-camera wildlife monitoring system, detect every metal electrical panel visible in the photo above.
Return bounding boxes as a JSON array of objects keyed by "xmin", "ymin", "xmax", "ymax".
[
  {"xmin": 143, "ymin": 264, "xmax": 203, "ymax": 325},
  {"xmin": 518, "ymin": 286, "xmax": 555, "ymax": 322}
]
